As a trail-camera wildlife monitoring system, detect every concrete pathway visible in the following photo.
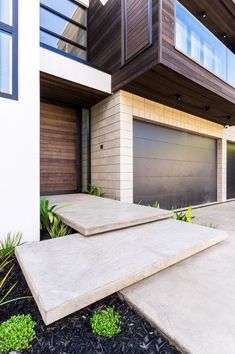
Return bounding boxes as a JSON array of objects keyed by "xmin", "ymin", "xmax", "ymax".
[
  {"xmin": 16, "ymin": 218, "xmax": 226, "ymax": 325},
  {"xmin": 121, "ymin": 202, "xmax": 235, "ymax": 354},
  {"xmin": 46, "ymin": 194, "xmax": 172, "ymax": 236}
]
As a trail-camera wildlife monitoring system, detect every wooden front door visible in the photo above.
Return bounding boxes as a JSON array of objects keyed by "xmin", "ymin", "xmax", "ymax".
[{"xmin": 40, "ymin": 102, "xmax": 80, "ymax": 195}]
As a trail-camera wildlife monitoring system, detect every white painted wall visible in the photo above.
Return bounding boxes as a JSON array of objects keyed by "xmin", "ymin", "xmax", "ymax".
[
  {"xmin": 0, "ymin": 0, "xmax": 40, "ymax": 242},
  {"xmin": 40, "ymin": 47, "xmax": 111, "ymax": 94}
]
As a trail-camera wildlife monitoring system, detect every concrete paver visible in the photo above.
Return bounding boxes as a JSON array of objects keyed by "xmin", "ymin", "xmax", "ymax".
[
  {"xmin": 46, "ymin": 194, "xmax": 173, "ymax": 236},
  {"xmin": 121, "ymin": 202, "xmax": 235, "ymax": 354},
  {"xmin": 16, "ymin": 218, "xmax": 226, "ymax": 325}
]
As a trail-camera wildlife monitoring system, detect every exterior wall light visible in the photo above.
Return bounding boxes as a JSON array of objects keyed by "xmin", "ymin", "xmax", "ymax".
[
  {"xmin": 201, "ymin": 11, "xmax": 207, "ymax": 18},
  {"xmin": 176, "ymin": 94, "xmax": 182, "ymax": 101}
]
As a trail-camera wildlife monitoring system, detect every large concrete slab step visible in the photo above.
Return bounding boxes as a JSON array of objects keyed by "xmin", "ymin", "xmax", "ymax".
[
  {"xmin": 16, "ymin": 219, "xmax": 227, "ymax": 325},
  {"xmin": 46, "ymin": 194, "xmax": 173, "ymax": 236}
]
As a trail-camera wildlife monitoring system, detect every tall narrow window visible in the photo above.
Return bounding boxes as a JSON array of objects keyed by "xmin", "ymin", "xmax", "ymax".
[{"xmin": 0, "ymin": 0, "xmax": 18, "ymax": 99}]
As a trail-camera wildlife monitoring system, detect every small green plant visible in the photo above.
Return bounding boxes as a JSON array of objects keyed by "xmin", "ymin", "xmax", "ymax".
[
  {"xmin": 149, "ymin": 201, "xmax": 160, "ymax": 208},
  {"xmin": 0, "ymin": 314, "xmax": 36, "ymax": 353},
  {"xmin": 82, "ymin": 184, "xmax": 104, "ymax": 197},
  {"xmin": 175, "ymin": 206, "xmax": 194, "ymax": 223},
  {"xmin": 0, "ymin": 232, "xmax": 22, "ymax": 260},
  {"xmin": 40, "ymin": 198, "xmax": 70, "ymax": 231},
  {"xmin": 90, "ymin": 306, "xmax": 122, "ymax": 337},
  {"xmin": 47, "ymin": 216, "xmax": 71, "ymax": 238}
]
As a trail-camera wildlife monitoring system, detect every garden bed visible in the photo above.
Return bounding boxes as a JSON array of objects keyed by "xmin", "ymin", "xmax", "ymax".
[{"xmin": 1, "ymin": 259, "xmax": 181, "ymax": 354}]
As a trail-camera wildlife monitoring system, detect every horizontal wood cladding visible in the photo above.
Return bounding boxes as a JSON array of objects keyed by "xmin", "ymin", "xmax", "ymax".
[
  {"xmin": 88, "ymin": 0, "xmax": 234, "ymax": 125},
  {"xmin": 88, "ymin": 0, "xmax": 159, "ymax": 91},
  {"xmin": 179, "ymin": 0, "xmax": 235, "ymax": 53},
  {"xmin": 40, "ymin": 72, "xmax": 109, "ymax": 108},
  {"xmin": 40, "ymin": 102, "xmax": 79, "ymax": 195},
  {"xmin": 161, "ymin": 0, "xmax": 235, "ymax": 106},
  {"xmin": 123, "ymin": 64, "xmax": 235, "ymax": 126},
  {"xmin": 122, "ymin": 0, "xmax": 152, "ymax": 64}
]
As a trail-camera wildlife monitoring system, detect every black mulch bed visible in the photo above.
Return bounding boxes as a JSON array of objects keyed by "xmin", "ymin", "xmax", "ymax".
[{"xmin": 1, "ymin": 259, "xmax": 181, "ymax": 354}]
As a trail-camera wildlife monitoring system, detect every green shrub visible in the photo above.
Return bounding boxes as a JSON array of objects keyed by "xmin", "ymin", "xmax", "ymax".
[
  {"xmin": 175, "ymin": 206, "xmax": 194, "ymax": 223},
  {"xmin": 149, "ymin": 201, "xmax": 160, "ymax": 208},
  {"xmin": 47, "ymin": 216, "xmax": 71, "ymax": 238},
  {"xmin": 0, "ymin": 314, "xmax": 36, "ymax": 353},
  {"xmin": 90, "ymin": 306, "xmax": 122, "ymax": 337},
  {"xmin": 82, "ymin": 184, "xmax": 104, "ymax": 197},
  {"xmin": 0, "ymin": 232, "xmax": 22, "ymax": 261}
]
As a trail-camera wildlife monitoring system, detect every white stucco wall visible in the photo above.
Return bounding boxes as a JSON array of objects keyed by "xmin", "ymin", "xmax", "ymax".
[{"xmin": 0, "ymin": 0, "xmax": 40, "ymax": 242}]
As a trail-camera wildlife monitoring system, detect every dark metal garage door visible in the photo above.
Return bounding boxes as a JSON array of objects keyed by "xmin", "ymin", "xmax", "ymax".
[
  {"xmin": 133, "ymin": 120, "xmax": 217, "ymax": 209},
  {"xmin": 227, "ymin": 142, "xmax": 235, "ymax": 199}
]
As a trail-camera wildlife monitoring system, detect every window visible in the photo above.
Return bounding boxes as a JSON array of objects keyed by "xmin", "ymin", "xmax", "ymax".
[
  {"xmin": 175, "ymin": 1, "xmax": 235, "ymax": 87},
  {"xmin": 40, "ymin": 0, "xmax": 87, "ymax": 62},
  {"xmin": 0, "ymin": 0, "xmax": 18, "ymax": 99}
]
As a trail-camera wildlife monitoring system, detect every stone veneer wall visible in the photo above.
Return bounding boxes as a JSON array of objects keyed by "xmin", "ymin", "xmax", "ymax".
[{"xmin": 91, "ymin": 90, "xmax": 235, "ymax": 203}]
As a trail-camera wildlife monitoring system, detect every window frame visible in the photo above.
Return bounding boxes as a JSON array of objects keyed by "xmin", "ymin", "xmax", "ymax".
[
  {"xmin": 174, "ymin": 0, "xmax": 235, "ymax": 89},
  {"xmin": 40, "ymin": 0, "xmax": 87, "ymax": 63},
  {"xmin": 0, "ymin": 0, "xmax": 18, "ymax": 100}
]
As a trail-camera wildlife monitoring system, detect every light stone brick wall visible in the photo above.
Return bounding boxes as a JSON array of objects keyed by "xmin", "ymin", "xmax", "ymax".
[
  {"xmin": 91, "ymin": 93, "xmax": 121, "ymax": 200},
  {"xmin": 91, "ymin": 90, "xmax": 235, "ymax": 203}
]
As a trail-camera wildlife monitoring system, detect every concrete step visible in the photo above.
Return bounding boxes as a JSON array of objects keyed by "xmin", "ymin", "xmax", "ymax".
[
  {"xmin": 16, "ymin": 219, "xmax": 227, "ymax": 325},
  {"xmin": 46, "ymin": 194, "xmax": 173, "ymax": 236}
]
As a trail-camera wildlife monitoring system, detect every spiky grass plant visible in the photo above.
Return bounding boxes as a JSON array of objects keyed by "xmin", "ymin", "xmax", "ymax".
[
  {"xmin": 82, "ymin": 184, "xmax": 104, "ymax": 197},
  {"xmin": 149, "ymin": 201, "xmax": 160, "ymax": 208},
  {"xmin": 175, "ymin": 206, "xmax": 194, "ymax": 223},
  {"xmin": 47, "ymin": 216, "xmax": 71, "ymax": 238},
  {"xmin": 0, "ymin": 253, "xmax": 31, "ymax": 307},
  {"xmin": 0, "ymin": 232, "xmax": 22, "ymax": 261}
]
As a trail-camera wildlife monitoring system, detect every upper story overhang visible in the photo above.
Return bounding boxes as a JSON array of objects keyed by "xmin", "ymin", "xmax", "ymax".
[
  {"xmin": 39, "ymin": 0, "xmax": 111, "ymax": 108},
  {"xmin": 40, "ymin": 47, "xmax": 111, "ymax": 108},
  {"xmin": 88, "ymin": 0, "xmax": 235, "ymax": 125}
]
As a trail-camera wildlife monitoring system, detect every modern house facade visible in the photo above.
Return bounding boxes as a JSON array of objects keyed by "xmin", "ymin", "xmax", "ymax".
[{"xmin": 0, "ymin": 0, "xmax": 235, "ymax": 242}]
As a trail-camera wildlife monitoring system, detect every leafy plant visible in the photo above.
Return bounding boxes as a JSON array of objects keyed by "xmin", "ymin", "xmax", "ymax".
[
  {"xmin": 0, "ymin": 254, "xmax": 31, "ymax": 307},
  {"xmin": 149, "ymin": 201, "xmax": 160, "ymax": 208},
  {"xmin": 90, "ymin": 306, "xmax": 122, "ymax": 337},
  {"xmin": 175, "ymin": 206, "xmax": 194, "ymax": 223},
  {"xmin": 0, "ymin": 314, "xmax": 36, "ymax": 353},
  {"xmin": 40, "ymin": 198, "xmax": 70, "ymax": 231},
  {"xmin": 0, "ymin": 232, "xmax": 22, "ymax": 260},
  {"xmin": 82, "ymin": 184, "xmax": 104, "ymax": 197},
  {"xmin": 47, "ymin": 216, "xmax": 71, "ymax": 238}
]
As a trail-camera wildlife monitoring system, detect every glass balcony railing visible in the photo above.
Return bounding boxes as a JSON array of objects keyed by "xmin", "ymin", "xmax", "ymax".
[
  {"xmin": 176, "ymin": 1, "xmax": 235, "ymax": 87},
  {"xmin": 40, "ymin": 0, "xmax": 87, "ymax": 62}
]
